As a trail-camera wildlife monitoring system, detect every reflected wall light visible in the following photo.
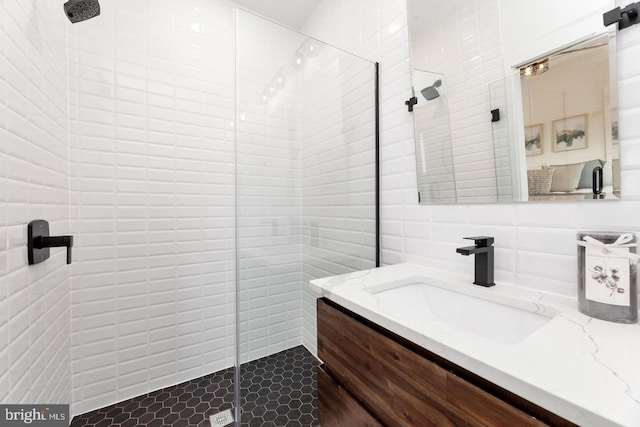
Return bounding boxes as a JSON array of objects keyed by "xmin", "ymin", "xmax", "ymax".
[
  {"xmin": 261, "ymin": 38, "xmax": 323, "ymax": 104},
  {"xmin": 520, "ymin": 58, "xmax": 549, "ymax": 77}
]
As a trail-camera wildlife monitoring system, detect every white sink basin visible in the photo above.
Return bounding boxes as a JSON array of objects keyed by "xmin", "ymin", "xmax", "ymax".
[{"xmin": 369, "ymin": 281, "xmax": 556, "ymax": 345}]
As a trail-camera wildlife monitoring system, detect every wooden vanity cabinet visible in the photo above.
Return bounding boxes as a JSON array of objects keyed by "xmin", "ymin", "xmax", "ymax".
[
  {"xmin": 317, "ymin": 366, "xmax": 383, "ymax": 427},
  {"xmin": 317, "ymin": 298, "xmax": 575, "ymax": 427}
]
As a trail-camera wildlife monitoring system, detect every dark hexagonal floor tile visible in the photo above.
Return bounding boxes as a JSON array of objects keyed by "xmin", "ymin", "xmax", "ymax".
[{"xmin": 70, "ymin": 346, "xmax": 320, "ymax": 427}]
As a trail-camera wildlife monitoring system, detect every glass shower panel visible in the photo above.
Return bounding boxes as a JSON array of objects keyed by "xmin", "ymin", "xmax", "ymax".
[
  {"xmin": 411, "ymin": 69, "xmax": 457, "ymax": 204},
  {"xmin": 489, "ymin": 77, "xmax": 519, "ymax": 202},
  {"xmin": 489, "ymin": 74, "xmax": 536, "ymax": 203},
  {"xmin": 235, "ymin": 9, "xmax": 377, "ymax": 426}
]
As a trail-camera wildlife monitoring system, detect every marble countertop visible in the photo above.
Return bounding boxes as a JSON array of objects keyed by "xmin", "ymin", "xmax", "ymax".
[{"xmin": 309, "ymin": 263, "xmax": 640, "ymax": 427}]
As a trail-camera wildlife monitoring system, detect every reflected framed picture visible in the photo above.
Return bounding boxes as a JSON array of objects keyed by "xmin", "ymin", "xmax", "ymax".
[
  {"xmin": 552, "ymin": 114, "xmax": 588, "ymax": 152},
  {"xmin": 524, "ymin": 124, "xmax": 543, "ymax": 156}
]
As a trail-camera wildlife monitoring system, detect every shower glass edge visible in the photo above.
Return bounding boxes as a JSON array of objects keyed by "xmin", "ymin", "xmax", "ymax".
[{"xmin": 234, "ymin": 8, "xmax": 378, "ymax": 426}]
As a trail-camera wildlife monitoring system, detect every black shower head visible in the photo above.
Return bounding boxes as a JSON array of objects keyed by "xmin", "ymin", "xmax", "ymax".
[
  {"xmin": 64, "ymin": 0, "xmax": 100, "ymax": 23},
  {"xmin": 420, "ymin": 79, "xmax": 442, "ymax": 101}
]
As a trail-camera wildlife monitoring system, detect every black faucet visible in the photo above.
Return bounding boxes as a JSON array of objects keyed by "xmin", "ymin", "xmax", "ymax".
[{"xmin": 456, "ymin": 236, "xmax": 495, "ymax": 287}]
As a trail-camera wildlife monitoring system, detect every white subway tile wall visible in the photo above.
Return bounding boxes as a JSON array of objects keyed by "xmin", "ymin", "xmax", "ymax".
[
  {"xmin": 68, "ymin": 0, "xmax": 236, "ymax": 416},
  {"xmin": 302, "ymin": 0, "xmax": 415, "ymax": 271},
  {"xmin": 303, "ymin": 0, "xmax": 640, "ymax": 297},
  {"xmin": 0, "ymin": 0, "xmax": 71, "ymax": 405}
]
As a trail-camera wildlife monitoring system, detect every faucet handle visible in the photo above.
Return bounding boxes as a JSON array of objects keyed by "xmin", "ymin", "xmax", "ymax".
[{"xmin": 463, "ymin": 236, "xmax": 494, "ymax": 247}]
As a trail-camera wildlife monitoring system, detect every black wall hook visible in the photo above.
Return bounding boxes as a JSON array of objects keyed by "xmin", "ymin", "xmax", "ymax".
[
  {"xmin": 28, "ymin": 220, "xmax": 74, "ymax": 265},
  {"xmin": 405, "ymin": 96, "xmax": 418, "ymax": 112}
]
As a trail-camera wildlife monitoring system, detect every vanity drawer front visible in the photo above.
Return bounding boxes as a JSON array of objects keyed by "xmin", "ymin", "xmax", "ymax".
[
  {"xmin": 317, "ymin": 298, "xmax": 550, "ymax": 427},
  {"xmin": 318, "ymin": 365, "xmax": 384, "ymax": 427}
]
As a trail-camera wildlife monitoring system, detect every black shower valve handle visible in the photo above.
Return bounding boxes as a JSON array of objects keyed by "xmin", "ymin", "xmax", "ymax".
[
  {"xmin": 27, "ymin": 220, "xmax": 74, "ymax": 265},
  {"xmin": 35, "ymin": 235, "xmax": 74, "ymax": 264}
]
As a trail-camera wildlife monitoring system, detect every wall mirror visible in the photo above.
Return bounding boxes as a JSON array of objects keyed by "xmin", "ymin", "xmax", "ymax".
[{"xmin": 407, "ymin": 0, "xmax": 620, "ymax": 204}]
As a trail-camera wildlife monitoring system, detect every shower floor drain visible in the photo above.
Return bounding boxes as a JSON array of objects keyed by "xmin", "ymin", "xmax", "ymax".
[{"xmin": 210, "ymin": 408, "xmax": 234, "ymax": 427}]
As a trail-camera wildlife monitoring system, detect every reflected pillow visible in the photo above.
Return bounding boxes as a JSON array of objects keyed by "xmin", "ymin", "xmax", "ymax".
[
  {"xmin": 527, "ymin": 167, "xmax": 554, "ymax": 195},
  {"xmin": 550, "ymin": 163, "xmax": 585, "ymax": 192},
  {"xmin": 577, "ymin": 159, "xmax": 604, "ymax": 189}
]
